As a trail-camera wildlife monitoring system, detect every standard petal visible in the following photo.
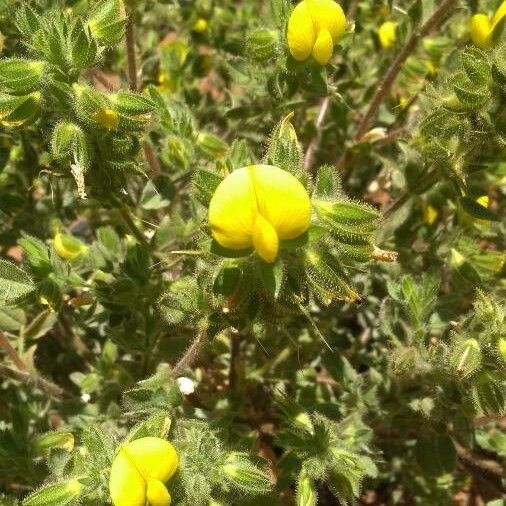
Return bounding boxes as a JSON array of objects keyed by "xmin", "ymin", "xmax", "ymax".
[
  {"xmin": 287, "ymin": 2, "xmax": 316, "ymax": 61},
  {"xmin": 306, "ymin": 0, "xmax": 346, "ymax": 42},
  {"xmin": 109, "ymin": 450, "xmax": 146, "ymax": 506},
  {"xmin": 124, "ymin": 437, "xmax": 179, "ymax": 483},
  {"xmin": 249, "ymin": 165, "xmax": 311, "ymax": 241},
  {"xmin": 208, "ymin": 168, "xmax": 257, "ymax": 250}
]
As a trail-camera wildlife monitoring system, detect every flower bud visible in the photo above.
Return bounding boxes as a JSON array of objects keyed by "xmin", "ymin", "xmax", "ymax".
[
  {"xmin": 51, "ymin": 121, "xmax": 92, "ymax": 170},
  {"xmin": 193, "ymin": 18, "xmax": 208, "ymax": 33},
  {"xmin": 222, "ymin": 452, "xmax": 272, "ymax": 494},
  {"xmin": 196, "ymin": 132, "xmax": 229, "ymax": 159},
  {"xmin": 247, "ymin": 29, "xmax": 279, "ymax": 61},
  {"xmin": 74, "ymin": 84, "xmax": 118, "ymax": 130},
  {"xmin": 34, "ymin": 431, "xmax": 74, "ymax": 454},
  {"xmin": 287, "ymin": 0, "xmax": 346, "ymax": 65},
  {"xmin": 53, "ymin": 233, "xmax": 88, "ymax": 261},
  {"xmin": 208, "ymin": 165, "xmax": 311, "ymax": 263},
  {"xmin": 109, "ymin": 91, "xmax": 154, "ymax": 131},
  {"xmin": 87, "ymin": 0, "xmax": 127, "ymax": 46},
  {"xmin": 0, "ymin": 92, "xmax": 41, "ymax": 127},
  {"xmin": 378, "ymin": 21, "xmax": 397, "ymax": 49},
  {"xmin": 0, "ymin": 59, "xmax": 45, "ymax": 95},
  {"xmin": 109, "ymin": 437, "xmax": 179, "ymax": 506},
  {"xmin": 23, "ymin": 479, "xmax": 83, "ymax": 506}
]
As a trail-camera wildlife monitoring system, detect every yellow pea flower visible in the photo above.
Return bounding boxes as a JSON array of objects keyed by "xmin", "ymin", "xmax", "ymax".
[
  {"xmin": 378, "ymin": 21, "xmax": 397, "ymax": 49},
  {"xmin": 287, "ymin": 0, "xmax": 346, "ymax": 65},
  {"xmin": 470, "ymin": 1, "xmax": 506, "ymax": 48},
  {"xmin": 208, "ymin": 165, "xmax": 311, "ymax": 263},
  {"xmin": 53, "ymin": 233, "xmax": 88, "ymax": 261},
  {"xmin": 193, "ymin": 18, "xmax": 208, "ymax": 33},
  {"xmin": 109, "ymin": 437, "xmax": 179, "ymax": 506}
]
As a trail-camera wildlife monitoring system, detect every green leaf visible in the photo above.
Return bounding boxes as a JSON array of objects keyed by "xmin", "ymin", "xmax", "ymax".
[
  {"xmin": 414, "ymin": 432, "xmax": 457, "ymax": 477},
  {"xmin": 408, "ymin": 0, "xmax": 423, "ymax": 24},
  {"xmin": 0, "ymin": 305, "xmax": 26, "ymax": 332},
  {"xmin": 459, "ymin": 196, "xmax": 499, "ymax": 221},
  {"xmin": 193, "ymin": 169, "xmax": 223, "ymax": 207},
  {"xmin": 451, "ymin": 72, "xmax": 490, "ymax": 110},
  {"xmin": 461, "ymin": 46, "xmax": 490, "ymax": 86},
  {"xmin": 0, "ymin": 260, "xmax": 35, "ymax": 304},
  {"xmin": 0, "ymin": 59, "xmax": 45, "ymax": 95},
  {"xmin": 71, "ymin": 20, "xmax": 98, "ymax": 69}
]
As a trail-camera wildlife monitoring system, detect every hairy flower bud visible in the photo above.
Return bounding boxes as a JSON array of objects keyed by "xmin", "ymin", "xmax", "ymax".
[
  {"xmin": 287, "ymin": 0, "xmax": 346, "ymax": 65},
  {"xmin": 208, "ymin": 165, "xmax": 311, "ymax": 263},
  {"xmin": 23, "ymin": 479, "xmax": 83, "ymax": 506},
  {"xmin": 109, "ymin": 437, "xmax": 179, "ymax": 506},
  {"xmin": 53, "ymin": 233, "xmax": 88, "ymax": 261},
  {"xmin": 297, "ymin": 471, "xmax": 317, "ymax": 506},
  {"xmin": 87, "ymin": 0, "xmax": 127, "ymax": 46},
  {"xmin": 247, "ymin": 29, "xmax": 279, "ymax": 61}
]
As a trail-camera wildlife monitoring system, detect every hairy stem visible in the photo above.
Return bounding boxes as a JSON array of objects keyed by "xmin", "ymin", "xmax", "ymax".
[
  {"xmin": 229, "ymin": 330, "xmax": 241, "ymax": 390},
  {"xmin": 125, "ymin": 16, "xmax": 137, "ymax": 91},
  {"xmin": 0, "ymin": 331, "xmax": 65, "ymax": 399},
  {"xmin": 304, "ymin": 96, "xmax": 331, "ymax": 174},
  {"xmin": 170, "ymin": 331, "xmax": 208, "ymax": 378},
  {"xmin": 118, "ymin": 204, "xmax": 149, "ymax": 247}
]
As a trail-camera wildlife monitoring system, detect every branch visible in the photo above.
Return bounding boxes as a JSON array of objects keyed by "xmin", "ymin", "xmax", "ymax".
[
  {"xmin": 0, "ymin": 331, "xmax": 27, "ymax": 371},
  {"xmin": 229, "ymin": 330, "xmax": 241, "ymax": 390},
  {"xmin": 354, "ymin": 0, "xmax": 458, "ymax": 142},
  {"xmin": 125, "ymin": 16, "xmax": 137, "ymax": 91},
  {"xmin": 0, "ymin": 331, "xmax": 65, "ymax": 399},
  {"xmin": 118, "ymin": 204, "xmax": 149, "ymax": 247},
  {"xmin": 170, "ymin": 331, "xmax": 208, "ymax": 378},
  {"xmin": 303, "ymin": 96, "xmax": 331, "ymax": 174}
]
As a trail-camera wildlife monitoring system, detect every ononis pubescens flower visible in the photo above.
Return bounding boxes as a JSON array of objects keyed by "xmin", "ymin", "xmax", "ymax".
[
  {"xmin": 287, "ymin": 0, "xmax": 346, "ymax": 65},
  {"xmin": 109, "ymin": 437, "xmax": 179, "ymax": 506},
  {"xmin": 208, "ymin": 165, "xmax": 311, "ymax": 263}
]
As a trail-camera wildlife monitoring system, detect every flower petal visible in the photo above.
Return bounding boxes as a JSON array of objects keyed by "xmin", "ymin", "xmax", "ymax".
[
  {"xmin": 252, "ymin": 213, "xmax": 279, "ymax": 263},
  {"xmin": 208, "ymin": 168, "xmax": 257, "ymax": 250},
  {"xmin": 287, "ymin": 1, "xmax": 316, "ymax": 61},
  {"xmin": 146, "ymin": 479, "xmax": 172, "ymax": 506},
  {"xmin": 312, "ymin": 28, "xmax": 334, "ymax": 65},
  {"xmin": 109, "ymin": 450, "xmax": 146, "ymax": 506}
]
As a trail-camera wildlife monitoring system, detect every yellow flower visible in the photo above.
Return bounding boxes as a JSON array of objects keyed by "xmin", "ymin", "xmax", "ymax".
[
  {"xmin": 109, "ymin": 437, "xmax": 179, "ymax": 506},
  {"xmin": 470, "ymin": 1, "xmax": 506, "ymax": 48},
  {"xmin": 208, "ymin": 165, "xmax": 311, "ymax": 263},
  {"xmin": 378, "ymin": 21, "xmax": 397, "ymax": 49},
  {"xmin": 287, "ymin": 0, "xmax": 346, "ymax": 65},
  {"xmin": 95, "ymin": 108, "xmax": 119, "ymax": 130},
  {"xmin": 423, "ymin": 204, "xmax": 438, "ymax": 225},
  {"xmin": 53, "ymin": 233, "xmax": 87, "ymax": 261},
  {"xmin": 193, "ymin": 18, "xmax": 208, "ymax": 33}
]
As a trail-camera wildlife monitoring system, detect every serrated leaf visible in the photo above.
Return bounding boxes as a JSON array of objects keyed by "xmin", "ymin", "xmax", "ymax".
[
  {"xmin": 414, "ymin": 432, "xmax": 457, "ymax": 477},
  {"xmin": 193, "ymin": 169, "xmax": 223, "ymax": 207},
  {"xmin": 0, "ymin": 260, "xmax": 35, "ymax": 304},
  {"xmin": 461, "ymin": 46, "xmax": 490, "ymax": 86}
]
